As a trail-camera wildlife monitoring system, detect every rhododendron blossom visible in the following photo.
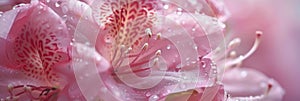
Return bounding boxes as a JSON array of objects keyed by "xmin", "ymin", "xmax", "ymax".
[{"xmin": 0, "ymin": 0, "xmax": 285, "ymax": 101}]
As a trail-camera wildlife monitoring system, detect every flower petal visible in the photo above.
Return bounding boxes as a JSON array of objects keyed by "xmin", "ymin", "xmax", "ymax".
[
  {"xmin": 3, "ymin": 1, "xmax": 71, "ymax": 86},
  {"xmin": 223, "ymin": 67, "xmax": 285, "ymax": 101}
]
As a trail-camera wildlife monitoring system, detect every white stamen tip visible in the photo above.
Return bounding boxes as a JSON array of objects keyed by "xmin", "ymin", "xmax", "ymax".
[
  {"xmin": 256, "ymin": 31, "xmax": 263, "ymax": 37},
  {"xmin": 155, "ymin": 50, "xmax": 161, "ymax": 56},
  {"xmin": 145, "ymin": 28, "xmax": 152, "ymax": 38},
  {"xmin": 228, "ymin": 38, "xmax": 241, "ymax": 49},
  {"xmin": 142, "ymin": 43, "xmax": 149, "ymax": 50},
  {"xmin": 229, "ymin": 51, "xmax": 237, "ymax": 58},
  {"xmin": 7, "ymin": 84, "xmax": 13, "ymax": 90},
  {"xmin": 156, "ymin": 33, "xmax": 161, "ymax": 40}
]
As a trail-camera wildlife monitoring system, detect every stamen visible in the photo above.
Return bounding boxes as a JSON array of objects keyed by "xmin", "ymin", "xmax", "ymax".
[
  {"xmin": 243, "ymin": 31, "xmax": 262, "ymax": 60},
  {"xmin": 228, "ymin": 38, "xmax": 241, "ymax": 50},
  {"xmin": 265, "ymin": 83, "xmax": 273, "ymax": 95},
  {"xmin": 156, "ymin": 33, "xmax": 161, "ymax": 40},
  {"xmin": 145, "ymin": 28, "xmax": 153, "ymax": 38},
  {"xmin": 155, "ymin": 50, "xmax": 161, "ymax": 56},
  {"xmin": 131, "ymin": 43, "xmax": 149, "ymax": 64},
  {"xmin": 152, "ymin": 57, "xmax": 159, "ymax": 67},
  {"xmin": 225, "ymin": 31, "xmax": 263, "ymax": 68},
  {"xmin": 142, "ymin": 43, "xmax": 149, "ymax": 50},
  {"xmin": 229, "ymin": 51, "xmax": 237, "ymax": 58},
  {"xmin": 112, "ymin": 45, "xmax": 126, "ymax": 66}
]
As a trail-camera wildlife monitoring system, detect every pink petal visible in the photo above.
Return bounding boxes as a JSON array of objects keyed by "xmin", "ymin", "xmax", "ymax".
[
  {"xmin": 222, "ymin": 67, "xmax": 285, "ymax": 101},
  {"xmin": 159, "ymin": 84, "xmax": 225, "ymax": 101},
  {"xmin": 2, "ymin": 1, "xmax": 71, "ymax": 86}
]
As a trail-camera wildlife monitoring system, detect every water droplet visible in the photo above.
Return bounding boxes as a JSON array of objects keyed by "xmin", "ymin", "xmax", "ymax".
[
  {"xmin": 186, "ymin": 57, "xmax": 190, "ymax": 61},
  {"xmin": 104, "ymin": 36, "xmax": 113, "ymax": 44},
  {"xmin": 213, "ymin": 70, "xmax": 217, "ymax": 74},
  {"xmin": 201, "ymin": 61, "xmax": 206, "ymax": 68},
  {"xmin": 148, "ymin": 95, "xmax": 159, "ymax": 101},
  {"xmin": 0, "ymin": 12, "xmax": 3, "ymax": 17},
  {"xmin": 62, "ymin": 5, "xmax": 68, "ymax": 13},
  {"xmin": 163, "ymin": 4, "xmax": 169, "ymax": 9},
  {"xmin": 176, "ymin": 64, "xmax": 182, "ymax": 69},
  {"xmin": 113, "ymin": 91, "xmax": 121, "ymax": 97},
  {"xmin": 192, "ymin": 28, "xmax": 196, "ymax": 31},
  {"xmin": 166, "ymin": 45, "xmax": 171, "ymax": 50},
  {"xmin": 146, "ymin": 92, "xmax": 151, "ymax": 97},
  {"xmin": 176, "ymin": 8, "xmax": 183, "ymax": 15},
  {"xmin": 46, "ymin": 0, "xmax": 50, "ymax": 3},
  {"xmin": 55, "ymin": 1, "xmax": 62, "ymax": 7},
  {"xmin": 62, "ymin": 15, "xmax": 68, "ymax": 22},
  {"xmin": 240, "ymin": 71, "xmax": 248, "ymax": 78},
  {"xmin": 191, "ymin": 61, "xmax": 197, "ymax": 64}
]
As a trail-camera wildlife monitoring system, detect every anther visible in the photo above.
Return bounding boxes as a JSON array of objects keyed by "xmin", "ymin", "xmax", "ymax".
[
  {"xmin": 7, "ymin": 84, "xmax": 13, "ymax": 90},
  {"xmin": 153, "ymin": 57, "xmax": 159, "ymax": 66},
  {"xmin": 256, "ymin": 31, "xmax": 263, "ymax": 38},
  {"xmin": 229, "ymin": 51, "xmax": 237, "ymax": 58},
  {"xmin": 265, "ymin": 83, "xmax": 273, "ymax": 95},
  {"xmin": 228, "ymin": 38, "xmax": 241, "ymax": 49},
  {"xmin": 155, "ymin": 50, "xmax": 161, "ymax": 56},
  {"xmin": 156, "ymin": 33, "xmax": 161, "ymax": 40},
  {"xmin": 142, "ymin": 43, "xmax": 149, "ymax": 50},
  {"xmin": 125, "ymin": 47, "xmax": 133, "ymax": 53},
  {"xmin": 145, "ymin": 28, "xmax": 152, "ymax": 38},
  {"xmin": 242, "ymin": 31, "xmax": 263, "ymax": 59}
]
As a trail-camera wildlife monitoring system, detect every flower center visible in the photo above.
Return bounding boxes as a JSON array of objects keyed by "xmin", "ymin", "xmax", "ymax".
[{"xmin": 97, "ymin": 0, "xmax": 159, "ymax": 74}]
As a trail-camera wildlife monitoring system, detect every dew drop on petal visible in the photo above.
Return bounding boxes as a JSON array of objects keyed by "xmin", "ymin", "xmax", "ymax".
[
  {"xmin": 186, "ymin": 57, "xmax": 190, "ymax": 61},
  {"xmin": 166, "ymin": 45, "xmax": 171, "ymax": 50},
  {"xmin": 176, "ymin": 8, "xmax": 183, "ymax": 15},
  {"xmin": 0, "ymin": 12, "xmax": 3, "ymax": 17},
  {"xmin": 148, "ymin": 95, "xmax": 159, "ymax": 101},
  {"xmin": 240, "ymin": 70, "xmax": 248, "ymax": 78},
  {"xmin": 145, "ymin": 92, "xmax": 151, "ymax": 97},
  {"xmin": 62, "ymin": 5, "xmax": 68, "ymax": 13},
  {"xmin": 55, "ymin": 1, "xmax": 62, "ymax": 7},
  {"xmin": 192, "ymin": 28, "xmax": 196, "ymax": 31},
  {"xmin": 46, "ymin": 0, "xmax": 50, "ymax": 3},
  {"xmin": 104, "ymin": 36, "xmax": 113, "ymax": 44},
  {"xmin": 163, "ymin": 4, "xmax": 169, "ymax": 9},
  {"xmin": 62, "ymin": 15, "xmax": 68, "ymax": 22},
  {"xmin": 201, "ymin": 61, "xmax": 206, "ymax": 68}
]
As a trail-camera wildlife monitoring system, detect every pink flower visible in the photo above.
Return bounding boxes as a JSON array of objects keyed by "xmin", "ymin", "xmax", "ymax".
[
  {"xmin": 0, "ymin": 0, "xmax": 287, "ymax": 101},
  {"xmin": 73, "ymin": 0, "xmax": 230, "ymax": 100},
  {"xmin": 0, "ymin": 1, "xmax": 72, "ymax": 100}
]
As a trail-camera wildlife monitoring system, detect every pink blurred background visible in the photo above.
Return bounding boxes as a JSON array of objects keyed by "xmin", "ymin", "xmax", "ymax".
[{"xmin": 225, "ymin": 0, "xmax": 300, "ymax": 100}]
